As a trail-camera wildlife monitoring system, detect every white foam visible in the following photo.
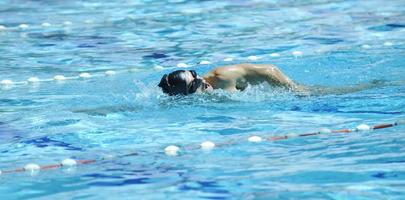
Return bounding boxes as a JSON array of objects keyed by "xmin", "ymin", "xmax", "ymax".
[
  {"xmin": 129, "ymin": 68, "xmax": 141, "ymax": 72},
  {"xmin": 247, "ymin": 56, "xmax": 259, "ymax": 61},
  {"xmin": 1, "ymin": 79, "xmax": 13, "ymax": 85},
  {"xmin": 383, "ymin": 42, "xmax": 393, "ymax": 46},
  {"xmin": 292, "ymin": 51, "xmax": 303, "ymax": 56},
  {"xmin": 346, "ymin": 184, "xmax": 375, "ymax": 191},
  {"xmin": 54, "ymin": 75, "xmax": 66, "ymax": 81},
  {"xmin": 315, "ymin": 49, "xmax": 323, "ymax": 53},
  {"xmin": 371, "ymin": 32, "xmax": 384, "ymax": 38},
  {"xmin": 0, "ymin": 25, "xmax": 7, "ymax": 31},
  {"xmin": 200, "ymin": 141, "xmax": 215, "ymax": 150},
  {"xmin": 20, "ymin": 33, "xmax": 28, "ymax": 38},
  {"xmin": 177, "ymin": 63, "xmax": 189, "ymax": 68},
  {"xmin": 105, "ymin": 70, "xmax": 116, "ymax": 76},
  {"xmin": 19, "ymin": 24, "xmax": 29, "ymax": 29},
  {"xmin": 199, "ymin": 60, "xmax": 211, "ymax": 65},
  {"xmin": 63, "ymin": 21, "xmax": 72, "ymax": 26},
  {"xmin": 270, "ymin": 53, "xmax": 280, "ymax": 57},
  {"xmin": 79, "ymin": 72, "xmax": 91, "ymax": 78},
  {"xmin": 361, "ymin": 44, "xmax": 371, "ymax": 49},
  {"xmin": 27, "ymin": 77, "xmax": 40, "ymax": 83},
  {"xmin": 154, "ymin": 66, "xmax": 165, "ymax": 70},
  {"xmin": 84, "ymin": 19, "xmax": 94, "ymax": 24},
  {"xmin": 165, "ymin": 145, "xmax": 180, "ymax": 156},
  {"xmin": 356, "ymin": 124, "xmax": 371, "ymax": 131},
  {"xmin": 41, "ymin": 22, "xmax": 51, "ymax": 27},
  {"xmin": 61, "ymin": 158, "xmax": 77, "ymax": 167},
  {"xmin": 103, "ymin": 154, "xmax": 115, "ymax": 159},
  {"xmin": 223, "ymin": 57, "xmax": 234, "ymax": 62},
  {"xmin": 396, "ymin": 119, "xmax": 405, "ymax": 126},
  {"xmin": 248, "ymin": 136, "xmax": 263, "ymax": 142},
  {"xmin": 0, "ymin": 170, "xmax": 2, "ymax": 175}
]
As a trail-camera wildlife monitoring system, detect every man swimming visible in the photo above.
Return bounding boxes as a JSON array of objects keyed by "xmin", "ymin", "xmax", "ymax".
[
  {"xmin": 158, "ymin": 63, "xmax": 304, "ymax": 95},
  {"xmin": 71, "ymin": 63, "xmax": 394, "ymax": 116},
  {"xmin": 158, "ymin": 63, "xmax": 389, "ymax": 96}
]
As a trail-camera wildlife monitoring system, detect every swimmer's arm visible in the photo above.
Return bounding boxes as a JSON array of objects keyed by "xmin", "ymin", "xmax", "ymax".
[
  {"xmin": 207, "ymin": 64, "xmax": 305, "ymax": 92},
  {"xmin": 241, "ymin": 64, "xmax": 299, "ymax": 89}
]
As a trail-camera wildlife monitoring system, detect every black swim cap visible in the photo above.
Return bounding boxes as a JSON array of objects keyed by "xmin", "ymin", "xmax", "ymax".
[{"xmin": 158, "ymin": 70, "xmax": 202, "ymax": 96}]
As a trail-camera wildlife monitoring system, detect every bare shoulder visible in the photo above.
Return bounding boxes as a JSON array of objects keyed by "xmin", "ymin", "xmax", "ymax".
[
  {"xmin": 206, "ymin": 63, "xmax": 278, "ymax": 75},
  {"xmin": 203, "ymin": 64, "xmax": 251, "ymax": 90},
  {"xmin": 227, "ymin": 63, "xmax": 278, "ymax": 71},
  {"xmin": 204, "ymin": 64, "xmax": 242, "ymax": 78}
]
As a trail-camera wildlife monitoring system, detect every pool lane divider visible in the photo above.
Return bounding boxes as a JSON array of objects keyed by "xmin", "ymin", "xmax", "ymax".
[
  {"xmin": 0, "ymin": 152, "xmax": 138, "ymax": 176},
  {"xmin": 0, "ymin": 53, "xmax": 307, "ymax": 89},
  {"xmin": 0, "ymin": 41, "xmax": 397, "ymax": 90},
  {"xmin": 0, "ymin": 120, "xmax": 403, "ymax": 176},
  {"xmin": 1, "ymin": 70, "xmax": 119, "ymax": 88}
]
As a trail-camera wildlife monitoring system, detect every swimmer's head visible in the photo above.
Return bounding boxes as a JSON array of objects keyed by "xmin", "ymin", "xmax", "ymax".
[{"xmin": 158, "ymin": 70, "xmax": 213, "ymax": 96}]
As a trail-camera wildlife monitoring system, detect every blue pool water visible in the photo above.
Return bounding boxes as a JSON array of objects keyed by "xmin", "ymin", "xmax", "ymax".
[{"xmin": 1, "ymin": 0, "xmax": 405, "ymax": 199}]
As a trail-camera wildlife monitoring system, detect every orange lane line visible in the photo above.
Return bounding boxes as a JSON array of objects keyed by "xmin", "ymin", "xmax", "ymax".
[
  {"xmin": 299, "ymin": 132, "xmax": 319, "ymax": 137},
  {"xmin": 2, "ymin": 168, "xmax": 25, "ymax": 174},
  {"xmin": 373, "ymin": 124, "xmax": 393, "ymax": 130},
  {"xmin": 78, "ymin": 160, "xmax": 96, "ymax": 164},
  {"xmin": 269, "ymin": 136, "xmax": 288, "ymax": 141},
  {"xmin": 41, "ymin": 164, "xmax": 62, "ymax": 170},
  {"xmin": 0, "ymin": 121, "xmax": 401, "ymax": 175},
  {"xmin": 332, "ymin": 129, "xmax": 351, "ymax": 133}
]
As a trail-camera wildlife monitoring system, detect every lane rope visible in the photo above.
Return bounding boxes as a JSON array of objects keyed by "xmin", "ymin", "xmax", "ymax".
[{"xmin": 0, "ymin": 120, "xmax": 403, "ymax": 176}]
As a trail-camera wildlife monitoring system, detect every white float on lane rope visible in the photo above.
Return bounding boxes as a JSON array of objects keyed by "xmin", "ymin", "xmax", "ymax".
[
  {"xmin": 248, "ymin": 136, "xmax": 263, "ymax": 143},
  {"xmin": 27, "ymin": 77, "xmax": 40, "ymax": 83},
  {"xmin": 319, "ymin": 128, "xmax": 332, "ymax": 134},
  {"xmin": 165, "ymin": 145, "xmax": 180, "ymax": 156},
  {"xmin": 356, "ymin": 124, "xmax": 371, "ymax": 131},
  {"xmin": 105, "ymin": 70, "xmax": 116, "ymax": 76},
  {"xmin": 24, "ymin": 163, "xmax": 40, "ymax": 175},
  {"xmin": 200, "ymin": 141, "xmax": 216, "ymax": 150},
  {"xmin": 286, "ymin": 133, "xmax": 299, "ymax": 138},
  {"xmin": 79, "ymin": 72, "xmax": 91, "ymax": 78},
  {"xmin": 61, "ymin": 158, "xmax": 77, "ymax": 167},
  {"xmin": 54, "ymin": 75, "xmax": 66, "ymax": 81}
]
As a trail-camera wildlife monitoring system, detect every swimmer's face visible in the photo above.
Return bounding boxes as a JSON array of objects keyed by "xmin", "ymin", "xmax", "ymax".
[{"xmin": 158, "ymin": 70, "xmax": 213, "ymax": 96}]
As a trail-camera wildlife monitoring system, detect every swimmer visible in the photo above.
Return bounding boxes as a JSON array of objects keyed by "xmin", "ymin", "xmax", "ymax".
[
  {"xmin": 158, "ymin": 63, "xmax": 303, "ymax": 95},
  {"xmin": 158, "ymin": 63, "xmax": 389, "ymax": 96}
]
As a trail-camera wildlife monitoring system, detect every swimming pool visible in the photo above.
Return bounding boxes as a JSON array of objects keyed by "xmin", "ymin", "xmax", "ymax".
[{"xmin": 1, "ymin": 0, "xmax": 405, "ymax": 199}]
